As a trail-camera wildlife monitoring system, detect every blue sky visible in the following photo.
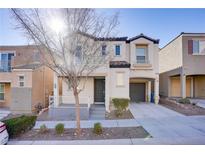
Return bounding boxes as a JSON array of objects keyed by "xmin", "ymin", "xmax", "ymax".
[{"xmin": 1, "ymin": 8, "xmax": 205, "ymax": 48}]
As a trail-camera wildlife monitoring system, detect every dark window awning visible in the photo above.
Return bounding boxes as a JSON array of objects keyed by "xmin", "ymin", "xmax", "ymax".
[{"xmin": 109, "ymin": 61, "xmax": 130, "ymax": 68}]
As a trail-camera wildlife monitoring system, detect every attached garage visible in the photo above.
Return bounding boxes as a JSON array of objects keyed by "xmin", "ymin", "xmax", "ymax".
[
  {"xmin": 129, "ymin": 83, "xmax": 145, "ymax": 102},
  {"xmin": 170, "ymin": 76, "xmax": 191, "ymax": 97},
  {"xmin": 194, "ymin": 76, "xmax": 205, "ymax": 98}
]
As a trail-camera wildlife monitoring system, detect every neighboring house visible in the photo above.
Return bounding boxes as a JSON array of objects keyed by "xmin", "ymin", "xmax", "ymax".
[
  {"xmin": 52, "ymin": 34, "xmax": 160, "ymax": 112},
  {"xmin": 0, "ymin": 45, "xmax": 53, "ymax": 113},
  {"xmin": 159, "ymin": 33, "xmax": 205, "ymax": 99}
]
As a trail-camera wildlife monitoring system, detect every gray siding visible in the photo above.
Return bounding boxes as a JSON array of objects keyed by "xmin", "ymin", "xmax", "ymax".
[{"xmin": 11, "ymin": 88, "xmax": 32, "ymax": 114}]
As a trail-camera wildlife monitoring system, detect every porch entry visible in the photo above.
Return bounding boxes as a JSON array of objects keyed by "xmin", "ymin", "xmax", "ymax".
[
  {"xmin": 130, "ymin": 83, "xmax": 145, "ymax": 102},
  {"xmin": 94, "ymin": 78, "xmax": 105, "ymax": 104}
]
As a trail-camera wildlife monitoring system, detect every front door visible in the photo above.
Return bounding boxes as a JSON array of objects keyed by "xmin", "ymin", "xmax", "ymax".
[
  {"xmin": 94, "ymin": 79, "xmax": 105, "ymax": 103},
  {"xmin": 130, "ymin": 83, "xmax": 145, "ymax": 102}
]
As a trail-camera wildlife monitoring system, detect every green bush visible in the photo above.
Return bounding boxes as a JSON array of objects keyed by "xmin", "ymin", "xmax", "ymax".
[
  {"xmin": 3, "ymin": 115, "xmax": 37, "ymax": 138},
  {"xmin": 55, "ymin": 123, "xmax": 64, "ymax": 134},
  {"xmin": 112, "ymin": 98, "xmax": 129, "ymax": 117},
  {"xmin": 178, "ymin": 98, "xmax": 191, "ymax": 104},
  {"xmin": 93, "ymin": 122, "xmax": 103, "ymax": 135},
  {"xmin": 39, "ymin": 124, "xmax": 48, "ymax": 133}
]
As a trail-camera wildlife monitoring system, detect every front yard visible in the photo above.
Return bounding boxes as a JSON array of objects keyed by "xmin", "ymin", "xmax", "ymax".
[
  {"xmin": 160, "ymin": 97, "xmax": 205, "ymax": 116},
  {"xmin": 12, "ymin": 126, "xmax": 150, "ymax": 141}
]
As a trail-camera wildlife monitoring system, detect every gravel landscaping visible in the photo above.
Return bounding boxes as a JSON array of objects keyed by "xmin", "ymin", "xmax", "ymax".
[
  {"xmin": 160, "ymin": 98, "xmax": 205, "ymax": 116},
  {"xmin": 105, "ymin": 110, "xmax": 134, "ymax": 120},
  {"xmin": 12, "ymin": 126, "xmax": 150, "ymax": 140}
]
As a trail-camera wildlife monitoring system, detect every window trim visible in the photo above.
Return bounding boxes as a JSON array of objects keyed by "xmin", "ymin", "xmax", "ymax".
[
  {"xmin": 18, "ymin": 74, "xmax": 25, "ymax": 88},
  {"xmin": 135, "ymin": 45, "xmax": 149, "ymax": 64},
  {"xmin": 0, "ymin": 51, "xmax": 15, "ymax": 72},
  {"xmin": 192, "ymin": 39, "xmax": 205, "ymax": 55},
  {"xmin": 115, "ymin": 44, "xmax": 121, "ymax": 56},
  {"xmin": 0, "ymin": 83, "xmax": 5, "ymax": 101},
  {"xmin": 116, "ymin": 72, "xmax": 125, "ymax": 87}
]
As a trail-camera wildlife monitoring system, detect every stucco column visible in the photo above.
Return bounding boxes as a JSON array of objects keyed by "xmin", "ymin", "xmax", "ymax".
[
  {"xmin": 147, "ymin": 81, "xmax": 151, "ymax": 102},
  {"xmin": 154, "ymin": 76, "xmax": 159, "ymax": 104},
  {"xmin": 53, "ymin": 72, "xmax": 59, "ymax": 107},
  {"xmin": 181, "ymin": 74, "xmax": 186, "ymax": 98},
  {"xmin": 191, "ymin": 77, "xmax": 194, "ymax": 98},
  {"xmin": 105, "ymin": 74, "xmax": 110, "ymax": 112}
]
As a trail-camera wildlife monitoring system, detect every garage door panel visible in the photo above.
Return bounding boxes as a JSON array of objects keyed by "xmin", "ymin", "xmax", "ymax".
[
  {"xmin": 171, "ymin": 77, "xmax": 181, "ymax": 97},
  {"xmin": 195, "ymin": 76, "xmax": 205, "ymax": 98},
  {"xmin": 130, "ymin": 83, "xmax": 145, "ymax": 102}
]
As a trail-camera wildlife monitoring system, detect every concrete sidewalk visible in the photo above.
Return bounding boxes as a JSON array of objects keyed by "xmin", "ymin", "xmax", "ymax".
[{"xmin": 8, "ymin": 136, "xmax": 205, "ymax": 145}]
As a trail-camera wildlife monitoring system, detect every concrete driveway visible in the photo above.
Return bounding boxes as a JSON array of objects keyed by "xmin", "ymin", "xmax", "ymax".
[{"xmin": 130, "ymin": 103, "xmax": 205, "ymax": 144}]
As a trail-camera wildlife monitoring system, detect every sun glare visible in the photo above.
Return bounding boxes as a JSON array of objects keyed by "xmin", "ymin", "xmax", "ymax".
[{"xmin": 50, "ymin": 18, "xmax": 65, "ymax": 34}]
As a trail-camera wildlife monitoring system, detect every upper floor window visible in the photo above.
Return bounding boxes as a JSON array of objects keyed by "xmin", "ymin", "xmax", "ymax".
[
  {"xmin": 192, "ymin": 40, "xmax": 205, "ymax": 54},
  {"xmin": 18, "ymin": 75, "xmax": 25, "ymax": 87},
  {"xmin": 136, "ymin": 45, "xmax": 148, "ymax": 64},
  {"xmin": 0, "ymin": 84, "xmax": 4, "ymax": 101},
  {"xmin": 0, "ymin": 52, "xmax": 15, "ymax": 72},
  {"xmin": 115, "ymin": 45, "xmax": 121, "ymax": 56},
  {"xmin": 102, "ymin": 45, "xmax": 107, "ymax": 56}
]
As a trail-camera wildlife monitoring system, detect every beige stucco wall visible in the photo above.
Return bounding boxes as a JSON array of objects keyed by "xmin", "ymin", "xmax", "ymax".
[
  {"xmin": 0, "ymin": 45, "xmax": 41, "ymax": 67},
  {"xmin": 182, "ymin": 36, "xmax": 205, "ymax": 75},
  {"xmin": 110, "ymin": 41, "xmax": 128, "ymax": 62},
  {"xmin": 0, "ymin": 73, "xmax": 13, "ymax": 83},
  {"xmin": 31, "ymin": 66, "xmax": 45, "ymax": 111},
  {"xmin": 109, "ymin": 68, "xmax": 130, "ymax": 99},
  {"xmin": 11, "ymin": 69, "xmax": 33, "ymax": 88},
  {"xmin": 62, "ymin": 77, "xmax": 94, "ymax": 104},
  {"xmin": 159, "ymin": 35, "xmax": 183, "ymax": 74},
  {"xmin": 130, "ymin": 38, "xmax": 159, "ymax": 74},
  {"xmin": 31, "ymin": 66, "xmax": 54, "ymax": 111}
]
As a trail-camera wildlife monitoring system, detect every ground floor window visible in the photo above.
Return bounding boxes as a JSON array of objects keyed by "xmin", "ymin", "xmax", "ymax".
[{"xmin": 0, "ymin": 84, "xmax": 5, "ymax": 100}]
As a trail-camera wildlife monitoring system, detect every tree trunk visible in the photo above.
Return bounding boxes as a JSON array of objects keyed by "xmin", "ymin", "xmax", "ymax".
[{"xmin": 73, "ymin": 87, "xmax": 81, "ymax": 136}]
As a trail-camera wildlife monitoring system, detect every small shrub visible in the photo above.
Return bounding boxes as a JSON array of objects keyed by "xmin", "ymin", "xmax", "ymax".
[
  {"xmin": 39, "ymin": 124, "xmax": 48, "ymax": 133},
  {"xmin": 112, "ymin": 98, "xmax": 129, "ymax": 117},
  {"xmin": 178, "ymin": 98, "xmax": 191, "ymax": 104},
  {"xmin": 55, "ymin": 123, "xmax": 64, "ymax": 134},
  {"xmin": 93, "ymin": 122, "xmax": 103, "ymax": 135},
  {"xmin": 3, "ymin": 115, "xmax": 37, "ymax": 138}
]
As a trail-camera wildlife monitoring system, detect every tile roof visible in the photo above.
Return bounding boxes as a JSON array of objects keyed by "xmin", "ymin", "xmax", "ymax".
[{"xmin": 127, "ymin": 33, "xmax": 159, "ymax": 44}]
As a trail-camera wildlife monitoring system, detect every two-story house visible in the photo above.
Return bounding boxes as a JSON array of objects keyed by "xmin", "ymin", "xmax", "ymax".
[
  {"xmin": 51, "ymin": 33, "xmax": 160, "ymax": 113},
  {"xmin": 0, "ymin": 45, "xmax": 53, "ymax": 114},
  {"xmin": 159, "ymin": 33, "xmax": 205, "ymax": 99}
]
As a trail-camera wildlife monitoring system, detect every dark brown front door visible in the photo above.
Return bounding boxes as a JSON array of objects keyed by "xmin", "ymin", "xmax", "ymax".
[{"xmin": 94, "ymin": 79, "xmax": 105, "ymax": 103}]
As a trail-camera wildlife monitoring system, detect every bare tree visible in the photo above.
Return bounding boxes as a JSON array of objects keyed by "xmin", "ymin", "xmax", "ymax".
[{"xmin": 11, "ymin": 8, "xmax": 118, "ymax": 135}]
